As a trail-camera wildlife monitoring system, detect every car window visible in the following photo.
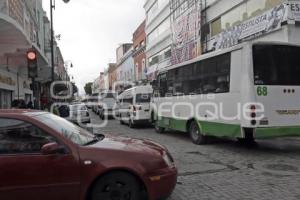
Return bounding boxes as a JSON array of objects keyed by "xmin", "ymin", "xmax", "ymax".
[
  {"xmin": 69, "ymin": 105, "xmax": 87, "ymax": 111},
  {"xmin": 136, "ymin": 93, "xmax": 151, "ymax": 103},
  {"xmin": 0, "ymin": 118, "xmax": 56, "ymax": 155},
  {"xmin": 34, "ymin": 113, "xmax": 96, "ymax": 146}
]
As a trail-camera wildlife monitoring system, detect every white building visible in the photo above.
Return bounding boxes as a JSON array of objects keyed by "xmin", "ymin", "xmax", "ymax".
[
  {"xmin": 0, "ymin": 0, "xmax": 47, "ymax": 108},
  {"xmin": 0, "ymin": 0, "xmax": 68, "ymax": 109},
  {"xmin": 146, "ymin": 0, "xmax": 299, "ymax": 72},
  {"xmin": 202, "ymin": 0, "xmax": 290, "ymax": 53},
  {"xmin": 144, "ymin": 0, "xmax": 172, "ymax": 81}
]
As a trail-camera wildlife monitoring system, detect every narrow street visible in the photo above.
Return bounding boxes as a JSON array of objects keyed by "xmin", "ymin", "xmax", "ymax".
[{"xmin": 89, "ymin": 111, "xmax": 300, "ymax": 200}]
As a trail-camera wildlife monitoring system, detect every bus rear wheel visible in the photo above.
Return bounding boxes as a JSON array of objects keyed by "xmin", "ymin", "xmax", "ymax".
[{"xmin": 189, "ymin": 121, "xmax": 207, "ymax": 145}]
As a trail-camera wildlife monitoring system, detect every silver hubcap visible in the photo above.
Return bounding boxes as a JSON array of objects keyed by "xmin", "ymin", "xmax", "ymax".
[{"xmin": 191, "ymin": 123, "xmax": 200, "ymax": 141}]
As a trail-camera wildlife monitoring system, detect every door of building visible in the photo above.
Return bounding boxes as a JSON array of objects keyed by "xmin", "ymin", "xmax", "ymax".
[{"xmin": 0, "ymin": 89, "xmax": 12, "ymax": 109}]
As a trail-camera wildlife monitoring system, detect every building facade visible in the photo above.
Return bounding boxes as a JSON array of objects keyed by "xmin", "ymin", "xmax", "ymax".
[
  {"xmin": 203, "ymin": 0, "xmax": 290, "ymax": 53},
  {"xmin": 0, "ymin": 0, "xmax": 67, "ymax": 109},
  {"xmin": 117, "ymin": 46, "xmax": 135, "ymax": 83},
  {"xmin": 144, "ymin": 0, "xmax": 173, "ymax": 81},
  {"xmin": 107, "ymin": 63, "xmax": 117, "ymax": 90},
  {"xmin": 115, "ymin": 44, "xmax": 135, "ymax": 92},
  {"xmin": 132, "ymin": 20, "xmax": 147, "ymax": 82},
  {"xmin": 145, "ymin": 0, "xmax": 299, "ymax": 72}
]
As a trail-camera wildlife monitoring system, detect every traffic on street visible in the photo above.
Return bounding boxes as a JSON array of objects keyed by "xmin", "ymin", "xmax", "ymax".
[
  {"xmin": 87, "ymin": 111, "xmax": 300, "ymax": 200},
  {"xmin": 1, "ymin": 0, "xmax": 300, "ymax": 200}
]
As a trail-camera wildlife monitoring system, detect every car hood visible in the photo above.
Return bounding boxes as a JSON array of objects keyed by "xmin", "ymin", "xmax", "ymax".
[{"xmin": 89, "ymin": 135, "xmax": 165, "ymax": 157}]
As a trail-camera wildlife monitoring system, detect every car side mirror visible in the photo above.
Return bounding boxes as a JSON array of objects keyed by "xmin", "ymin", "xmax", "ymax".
[{"xmin": 41, "ymin": 142, "xmax": 66, "ymax": 155}]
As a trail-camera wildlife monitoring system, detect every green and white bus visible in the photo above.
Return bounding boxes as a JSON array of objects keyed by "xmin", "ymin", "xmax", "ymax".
[{"xmin": 151, "ymin": 42, "xmax": 300, "ymax": 144}]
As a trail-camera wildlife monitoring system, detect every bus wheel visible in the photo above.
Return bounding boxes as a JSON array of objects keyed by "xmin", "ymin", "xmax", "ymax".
[
  {"xmin": 189, "ymin": 121, "xmax": 206, "ymax": 145},
  {"xmin": 238, "ymin": 129, "xmax": 256, "ymax": 146},
  {"xmin": 154, "ymin": 120, "xmax": 165, "ymax": 134}
]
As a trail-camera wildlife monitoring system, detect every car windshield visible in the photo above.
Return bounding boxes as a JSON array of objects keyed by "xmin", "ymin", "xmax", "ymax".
[
  {"xmin": 136, "ymin": 94, "xmax": 151, "ymax": 103},
  {"xmin": 69, "ymin": 104, "xmax": 87, "ymax": 111},
  {"xmin": 101, "ymin": 93, "xmax": 116, "ymax": 99},
  {"xmin": 34, "ymin": 113, "xmax": 101, "ymax": 146}
]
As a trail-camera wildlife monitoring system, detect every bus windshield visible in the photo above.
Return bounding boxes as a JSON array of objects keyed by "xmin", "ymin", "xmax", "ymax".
[{"xmin": 253, "ymin": 45, "xmax": 300, "ymax": 86}]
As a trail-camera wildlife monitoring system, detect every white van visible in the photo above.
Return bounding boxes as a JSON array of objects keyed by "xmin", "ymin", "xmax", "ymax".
[
  {"xmin": 98, "ymin": 91, "xmax": 117, "ymax": 120},
  {"xmin": 118, "ymin": 85, "xmax": 153, "ymax": 128}
]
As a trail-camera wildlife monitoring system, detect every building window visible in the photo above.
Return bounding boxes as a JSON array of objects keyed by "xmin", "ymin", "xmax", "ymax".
[
  {"xmin": 148, "ymin": 46, "xmax": 172, "ymax": 67},
  {"xmin": 211, "ymin": 17, "xmax": 221, "ymax": 36},
  {"xmin": 148, "ymin": 18, "xmax": 170, "ymax": 45},
  {"xmin": 147, "ymin": 0, "xmax": 169, "ymax": 23}
]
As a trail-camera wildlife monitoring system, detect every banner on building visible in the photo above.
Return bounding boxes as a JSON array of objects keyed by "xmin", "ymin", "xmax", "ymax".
[
  {"xmin": 209, "ymin": 3, "xmax": 287, "ymax": 51},
  {"xmin": 171, "ymin": 0, "xmax": 202, "ymax": 65},
  {"xmin": 289, "ymin": 1, "xmax": 300, "ymax": 21}
]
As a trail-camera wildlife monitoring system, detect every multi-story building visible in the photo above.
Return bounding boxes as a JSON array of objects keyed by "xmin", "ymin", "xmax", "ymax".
[
  {"xmin": 202, "ymin": 0, "xmax": 294, "ymax": 53},
  {"xmin": 117, "ymin": 46, "xmax": 135, "ymax": 83},
  {"xmin": 169, "ymin": 0, "xmax": 296, "ymax": 57},
  {"xmin": 144, "ymin": 0, "xmax": 300, "ymax": 74},
  {"xmin": 103, "ymin": 69, "xmax": 110, "ymax": 91},
  {"xmin": 132, "ymin": 20, "xmax": 147, "ymax": 82},
  {"xmin": 107, "ymin": 63, "xmax": 117, "ymax": 90},
  {"xmin": 0, "ymin": 0, "xmax": 68, "ymax": 109},
  {"xmin": 144, "ymin": 0, "xmax": 172, "ymax": 81},
  {"xmin": 115, "ymin": 44, "xmax": 135, "ymax": 92},
  {"xmin": 92, "ymin": 76, "xmax": 101, "ymax": 95}
]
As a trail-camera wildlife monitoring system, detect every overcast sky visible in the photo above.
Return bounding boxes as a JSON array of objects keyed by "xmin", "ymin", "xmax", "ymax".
[{"xmin": 43, "ymin": 0, "xmax": 145, "ymax": 95}]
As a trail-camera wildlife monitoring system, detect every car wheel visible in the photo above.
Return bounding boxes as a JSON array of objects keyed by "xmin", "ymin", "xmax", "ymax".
[
  {"xmin": 154, "ymin": 120, "xmax": 165, "ymax": 134},
  {"xmin": 189, "ymin": 121, "xmax": 207, "ymax": 145},
  {"xmin": 120, "ymin": 119, "xmax": 124, "ymax": 125},
  {"xmin": 90, "ymin": 172, "xmax": 140, "ymax": 200}
]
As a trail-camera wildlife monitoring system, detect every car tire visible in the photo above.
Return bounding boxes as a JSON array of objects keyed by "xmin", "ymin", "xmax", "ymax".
[
  {"xmin": 189, "ymin": 121, "xmax": 207, "ymax": 145},
  {"xmin": 154, "ymin": 120, "xmax": 165, "ymax": 134},
  {"xmin": 120, "ymin": 119, "xmax": 124, "ymax": 125},
  {"xmin": 90, "ymin": 172, "xmax": 141, "ymax": 200}
]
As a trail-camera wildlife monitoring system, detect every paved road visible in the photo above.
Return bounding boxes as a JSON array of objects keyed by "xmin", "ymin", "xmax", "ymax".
[{"xmin": 88, "ymin": 111, "xmax": 300, "ymax": 200}]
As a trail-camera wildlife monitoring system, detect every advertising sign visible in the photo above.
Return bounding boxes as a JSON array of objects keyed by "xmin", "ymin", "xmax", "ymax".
[
  {"xmin": 209, "ymin": 3, "xmax": 287, "ymax": 51},
  {"xmin": 289, "ymin": 1, "xmax": 300, "ymax": 21},
  {"xmin": 171, "ymin": 0, "xmax": 202, "ymax": 65}
]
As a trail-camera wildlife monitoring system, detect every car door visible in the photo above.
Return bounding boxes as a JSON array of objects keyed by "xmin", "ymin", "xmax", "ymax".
[{"xmin": 0, "ymin": 118, "xmax": 81, "ymax": 200}]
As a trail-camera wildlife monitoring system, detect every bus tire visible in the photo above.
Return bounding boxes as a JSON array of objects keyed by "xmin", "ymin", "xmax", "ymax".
[
  {"xmin": 189, "ymin": 121, "xmax": 206, "ymax": 145},
  {"xmin": 154, "ymin": 120, "xmax": 165, "ymax": 134}
]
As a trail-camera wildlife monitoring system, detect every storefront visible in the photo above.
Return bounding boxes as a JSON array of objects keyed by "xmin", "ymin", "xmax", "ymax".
[
  {"xmin": 0, "ymin": 89, "xmax": 12, "ymax": 109},
  {"xmin": 0, "ymin": 70, "xmax": 16, "ymax": 109}
]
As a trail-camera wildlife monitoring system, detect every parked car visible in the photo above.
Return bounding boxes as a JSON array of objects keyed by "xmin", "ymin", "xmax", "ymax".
[
  {"xmin": 90, "ymin": 93, "xmax": 99, "ymax": 113},
  {"xmin": 98, "ymin": 91, "xmax": 117, "ymax": 120},
  {"xmin": 67, "ymin": 104, "xmax": 91, "ymax": 124},
  {"xmin": 118, "ymin": 85, "xmax": 153, "ymax": 128},
  {"xmin": 0, "ymin": 110, "xmax": 177, "ymax": 200}
]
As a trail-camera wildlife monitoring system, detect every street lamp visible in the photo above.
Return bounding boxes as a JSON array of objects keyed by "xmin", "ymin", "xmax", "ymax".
[{"xmin": 50, "ymin": 0, "xmax": 70, "ymax": 83}]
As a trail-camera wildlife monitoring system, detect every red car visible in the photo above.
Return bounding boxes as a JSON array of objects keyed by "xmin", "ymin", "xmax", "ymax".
[{"xmin": 0, "ymin": 110, "xmax": 177, "ymax": 200}]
